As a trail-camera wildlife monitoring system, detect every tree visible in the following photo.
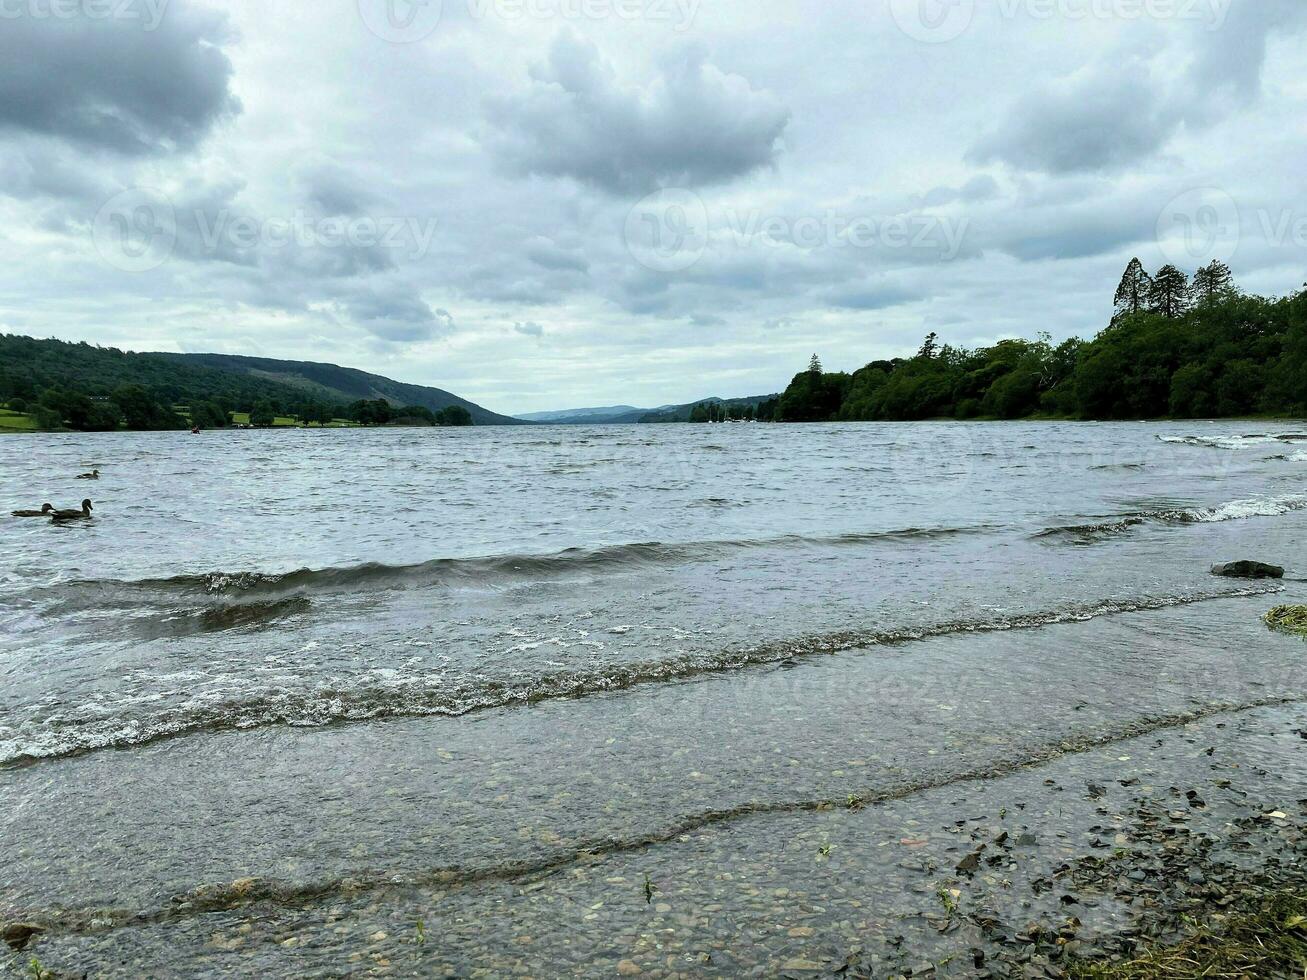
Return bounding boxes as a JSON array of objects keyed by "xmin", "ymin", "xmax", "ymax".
[
  {"xmin": 1149, "ymin": 264, "xmax": 1190, "ymax": 319},
  {"xmin": 249, "ymin": 400, "xmax": 276, "ymax": 427},
  {"xmin": 436, "ymin": 405, "xmax": 473, "ymax": 426},
  {"xmin": 917, "ymin": 332, "xmax": 940, "ymax": 360},
  {"xmin": 807, "ymin": 354, "xmax": 822, "ymax": 374},
  {"xmin": 1113, "ymin": 258, "xmax": 1152, "ymax": 320},
  {"xmin": 1191, "ymin": 260, "xmax": 1235, "ymax": 305}
]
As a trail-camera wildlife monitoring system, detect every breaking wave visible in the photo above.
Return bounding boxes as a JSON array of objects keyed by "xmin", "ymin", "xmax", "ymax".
[
  {"xmin": 1037, "ymin": 493, "xmax": 1307, "ymax": 542},
  {"xmin": 1158, "ymin": 433, "xmax": 1307, "ymax": 450},
  {"xmin": 23, "ymin": 526, "xmax": 996, "ymax": 613},
  {"xmin": 0, "ymin": 585, "xmax": 1279, "ymax": 768}
]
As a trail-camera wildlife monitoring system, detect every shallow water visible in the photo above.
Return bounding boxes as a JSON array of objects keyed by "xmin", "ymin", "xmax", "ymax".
[{"xmin": 1, "ymin": 421, "xmax": 1305, "ymax": 974}]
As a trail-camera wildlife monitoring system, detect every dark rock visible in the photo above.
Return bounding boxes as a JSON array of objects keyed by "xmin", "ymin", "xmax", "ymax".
[
  {"xmin": 1, "ymin": 923, "xmax": 43, "ymax": 950},
  {"xmin": 1210, "ymin": 560, "xmax": 1284, "ymax": 579}
]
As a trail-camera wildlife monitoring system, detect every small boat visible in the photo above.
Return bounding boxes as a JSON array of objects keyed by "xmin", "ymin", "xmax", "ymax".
[
  {"xmin": 51, "ymin": 499, "xmax": 94, "ymax": 521},
  {"xmin": 12, "ymin": 503, "xmax": 55, "ymax": 517}
]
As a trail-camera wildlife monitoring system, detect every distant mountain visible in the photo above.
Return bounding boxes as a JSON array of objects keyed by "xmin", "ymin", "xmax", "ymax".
[
  {"xmin": 516, "ymin": 405, "xmax": 641, "ymax": 423},
  {"xmin": 164, "ymin": 352, "xmax": 521, "ymax": 426},
  {"xmin": 520, "ymin": 394, "xmax": 780, "ymax": 425}
]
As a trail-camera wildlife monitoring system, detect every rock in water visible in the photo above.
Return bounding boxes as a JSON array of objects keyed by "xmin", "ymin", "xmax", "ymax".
[{"xmin": 1211, "ymin": 561, "xmax": 1284, "ymax": 579}]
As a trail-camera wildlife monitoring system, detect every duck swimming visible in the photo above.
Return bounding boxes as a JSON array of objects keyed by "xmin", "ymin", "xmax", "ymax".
[
  {"xmin": 76, "ymin": 469, "xmax": 100, "ymax": 480},
  {"xmin": 12, "ymin": 503, "xmax": 55, "ymax": 517},
  {"xmin": 51, "ymin": 499, "xmax": 93, "ymax": 521}
]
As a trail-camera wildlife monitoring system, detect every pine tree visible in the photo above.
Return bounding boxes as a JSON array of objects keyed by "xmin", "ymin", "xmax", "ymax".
[
  {"xmin": 917, "ymin": 332, "xmax": 939, "ymax": 359},
  {"xmin": 808, "ymin": 354, "xmax": 822, "ymax": 374},
  {"xmin": 1149, "ymin": 264, "xmax": 1190, "ymax": 319},
  {"xmin": 1190, "ymin": 260, "xmax": 1235, "ymax": 305},
  {"xmin": 1113, "ymin": 258, "xmax": 1152, "ymax": 321}
]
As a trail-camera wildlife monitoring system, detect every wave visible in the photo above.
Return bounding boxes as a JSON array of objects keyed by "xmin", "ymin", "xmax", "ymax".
[
  {"xmin": 0, "ymin": 585, "xmax": 1279, "ymax": 768},
  {"xmin": 1037, "ymin": 493, "xmax": 1307, "ymax": 542},
  {"xmin": 23, "ymin": 526, "xmax": 997, "ymax": 613},
  {"xmin": 1158, "ymin": 433, "xmax": 1307, "ymax": 450}
]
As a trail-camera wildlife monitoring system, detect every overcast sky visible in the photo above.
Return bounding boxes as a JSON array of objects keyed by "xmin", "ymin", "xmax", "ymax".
[{"xmin": 1, "ymin": 0, "xmax": 1304, "ymax": 414}]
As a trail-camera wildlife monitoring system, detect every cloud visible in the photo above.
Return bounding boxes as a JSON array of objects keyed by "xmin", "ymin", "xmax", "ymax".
[
  {"xmin": 970, "ymin": 7, "xmax": 1307, "ymax": 175},
  {"xmin": 487, "ymin": 31, "xmax": 790, "ymax": 195},
  {"xmin": 343, "ymin": 287, "xmax": 454, "ymax": 343},
  {"xmin": 968, "ymin": 58, "xmax": 1179, "ymax": 175},
  {"xmin": 0, "ymin": 3, "xmax": 240, "ymax": 156},
  {"xmin": 514, "ymin": 320, "xmax": 544, "ymax": 338},
  {"xmin": 825, "ymin": 281, "xmax": 920, "ymax": 311},
  {"xmin": 525, "ymin": 236, "xmax": 589, "ymax": 273},
  {"xmin": 297, "ymin": 163, "xmax": 380, "ymax": 217}
]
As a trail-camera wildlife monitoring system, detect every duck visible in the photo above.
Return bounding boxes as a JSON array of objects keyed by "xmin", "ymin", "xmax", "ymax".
[
  {"xmin": 50, "ymin": 499, "xmax": 94, "ymax": 521},
  {"xmin": 76, "ymin": 469, "xmax": 100, "ymax": 480},
  {"xmin": 12, "ymin": 503, "xmax": 55, "ymax": 517}
]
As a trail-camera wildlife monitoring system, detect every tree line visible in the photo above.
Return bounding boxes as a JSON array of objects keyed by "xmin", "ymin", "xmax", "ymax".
[
  {"xmin": 773, "ymin": 261, "xmax": 1306, "ymax": 422},
  {"xmin": 0, "ymin": 335, "xmax": 474, "ymax": 431}
]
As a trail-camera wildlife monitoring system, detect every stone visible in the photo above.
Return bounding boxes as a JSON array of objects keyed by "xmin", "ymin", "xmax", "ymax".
[
  {"xmin": 1210, "ymin": 561, "xmax": 1284, "ymax": 579},
  {"xmin": 617, "ymin": 959, "xmax": 643, "ymax": 975},
  {"xmin": 1, "ymin": 923, "xmax": 44, "ymax": 950}
]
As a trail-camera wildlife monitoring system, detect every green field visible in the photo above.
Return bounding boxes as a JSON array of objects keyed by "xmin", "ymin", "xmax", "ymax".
[
  {"xmin": 0, "ymin": 408, "xmax": 38, "ymax": 431},
  {"xmin": 227, "ymin": 412, "xmax": 358, "ymax": 428}
]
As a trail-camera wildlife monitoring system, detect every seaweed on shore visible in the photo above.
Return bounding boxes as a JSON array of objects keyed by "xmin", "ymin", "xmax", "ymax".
[
  {"xmin": 1069, "ymin": 888, "xmax": 1307, "ymax": 979},
  {"xmin": 1264, "ymin": 605, "xmax": 1307, "ymax": 636}
]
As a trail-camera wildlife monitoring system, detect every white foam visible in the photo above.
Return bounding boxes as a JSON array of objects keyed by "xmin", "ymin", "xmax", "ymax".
[{"xmin": 1183, "ymin": 494, "xmax": 1307, "ymax": 523}]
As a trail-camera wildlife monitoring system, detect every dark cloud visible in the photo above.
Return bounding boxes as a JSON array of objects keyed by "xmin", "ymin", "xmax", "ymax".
[
  {"xmin": 1182, "ymin": 0, "xmax": 1307, "ymax": 123},
  {"xmin": 921, "ymin": 175, "xmax": 1000, "ymax": 207},
  {"xmin": 825, "ymin": 281, "xmax": 920, "ymax": 311},
  {"xmin": 513, "ymin": 321, "xmax": 544, "ymax": 338},
  {"xmin": 297, "ymin": 163, "xmax": 381, "ymax": 217},
  {"xmin": 0, "ymin": 3, "xmax": 240, "ymax": 156},
  {"xmin": 344, "ymin": 287, "xmax": 453, "ymax": 343},
  {"xmin": 525, "ymin": 236, "xmax": 589, "ymax": 273},
  {"xmin": 967, "ymin": 58, "xmax": 1178, "ymax": 175},
  {"xmin": 970, "ymin": 8, "xmax": 1307, "ymax": 176},
  {"xmin": 487, "ymin": 31, "xmax": 790, "ymax": 195}
]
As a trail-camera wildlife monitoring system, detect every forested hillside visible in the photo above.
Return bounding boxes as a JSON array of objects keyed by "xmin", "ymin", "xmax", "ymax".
[
  {"xmin": 775, "ymin": 261, "xmax": 1307, "ymax": 422},
  {"xmin": 0, "ymin": 335, "xmax": 493, "ymax": 430}
]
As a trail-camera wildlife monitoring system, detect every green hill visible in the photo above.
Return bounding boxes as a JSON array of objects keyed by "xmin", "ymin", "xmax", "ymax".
[
  {"xmin": 0, "ymin": 334, "xmax": 518, "ymax": 429},
  {"xmin": 162, "ymin": 352, "xmax": 519, "ymax": 425}
]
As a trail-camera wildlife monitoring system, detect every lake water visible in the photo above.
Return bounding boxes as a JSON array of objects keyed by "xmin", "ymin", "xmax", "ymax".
[{"xmin": 2, "ymin": 422, "xmax": 1305, "ymax": 975}]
